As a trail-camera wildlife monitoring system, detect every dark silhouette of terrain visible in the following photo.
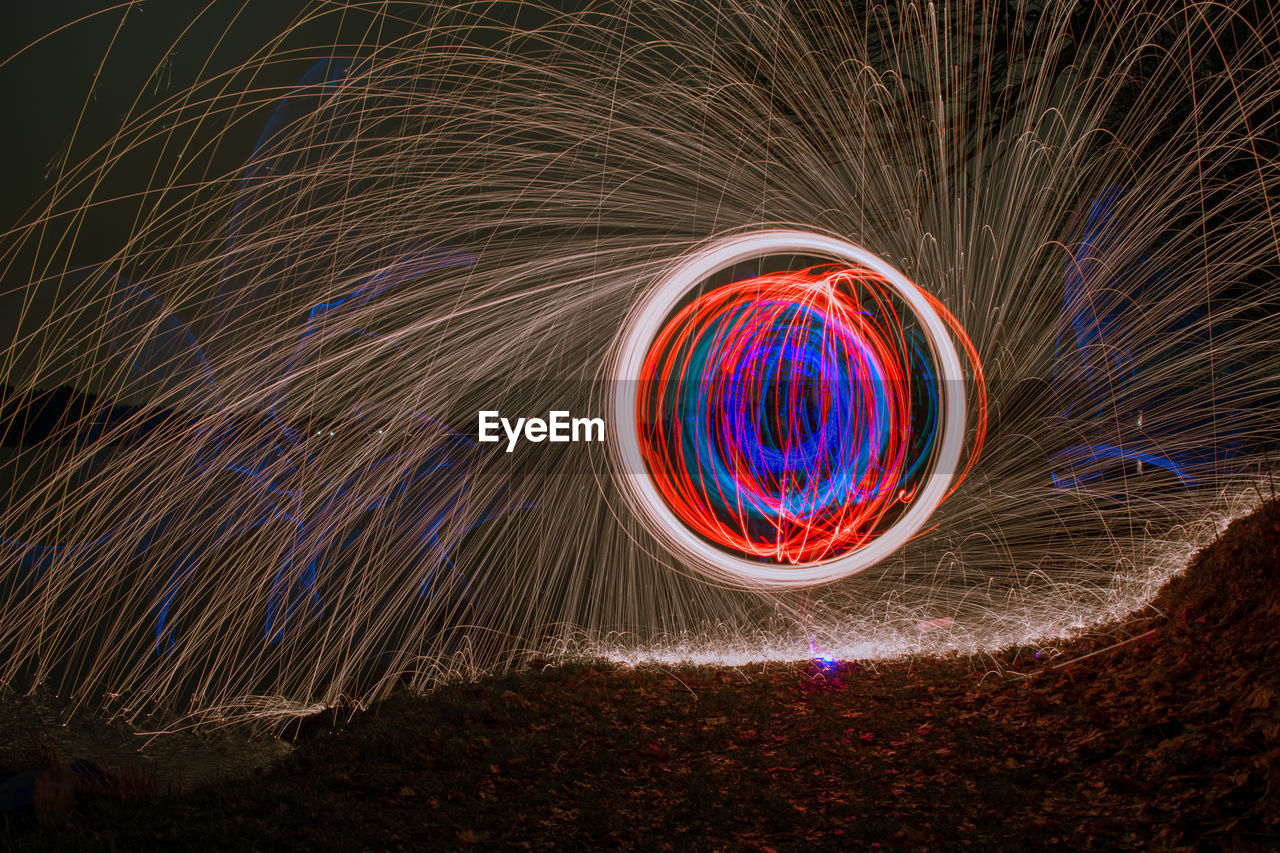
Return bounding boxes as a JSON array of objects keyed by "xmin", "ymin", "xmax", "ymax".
[
  {"xmin": 0, "ymin": 383, "xmax": 188, "ymax": 448},
  {"xmin": 1, "ymin": 490, "xmax": 1276, "ymax": 850}
]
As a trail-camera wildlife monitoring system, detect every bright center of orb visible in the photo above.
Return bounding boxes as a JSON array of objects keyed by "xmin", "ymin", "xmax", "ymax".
[{"xmin": 610, "ymin": 230, "xmax": 971, "ymax": 590}]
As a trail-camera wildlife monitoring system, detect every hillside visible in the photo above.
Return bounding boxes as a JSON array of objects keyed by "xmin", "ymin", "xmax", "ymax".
[{"xmin": 4, "ymin": 497, "xmax": 1278, "ymax": 851}]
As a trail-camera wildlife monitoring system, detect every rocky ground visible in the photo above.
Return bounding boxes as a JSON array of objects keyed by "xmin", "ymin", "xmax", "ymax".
[{"xmin": 3, "ymin": 498, "xmax": 1278, "ymax": 851}]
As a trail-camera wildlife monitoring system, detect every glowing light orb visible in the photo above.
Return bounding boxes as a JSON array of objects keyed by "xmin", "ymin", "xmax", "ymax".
[{"xmin": 611, "ymin": 230, "xmax": 974, "ymax": 589}]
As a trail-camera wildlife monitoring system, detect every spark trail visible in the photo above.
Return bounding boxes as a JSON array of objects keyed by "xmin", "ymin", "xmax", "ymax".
[{"xmin": 0, "ymin": 0, "xmax": 1276, "ymax": 723}]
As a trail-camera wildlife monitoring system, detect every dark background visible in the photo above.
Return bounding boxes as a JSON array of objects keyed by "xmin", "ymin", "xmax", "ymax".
[
  {"xmin": 2, "ymin": 2, "xmax": 310, "ymax": 243},
  {"xmin": 0, "ymin": 0, "xmax": 594, "ymax": 249}
]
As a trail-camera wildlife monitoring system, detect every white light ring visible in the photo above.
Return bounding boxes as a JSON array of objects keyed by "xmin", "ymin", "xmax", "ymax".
[{"xmin": 609, "ymin": 229, "xmax": 967, "ymax": 589}]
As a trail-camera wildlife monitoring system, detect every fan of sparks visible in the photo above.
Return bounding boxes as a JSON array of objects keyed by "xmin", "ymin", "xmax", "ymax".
[{"xmin": 0, "ymin": 0, "xmax": 1276, "ymax": 724}]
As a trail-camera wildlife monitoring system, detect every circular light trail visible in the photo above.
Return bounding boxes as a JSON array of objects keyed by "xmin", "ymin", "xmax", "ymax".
[
  {"xmin": 611, "ymin": 230, "xmax": 976, "ymax": 589},
  {"xmin": 638, "ymin": 267, "xmax": 937, "ymax": 563}
]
